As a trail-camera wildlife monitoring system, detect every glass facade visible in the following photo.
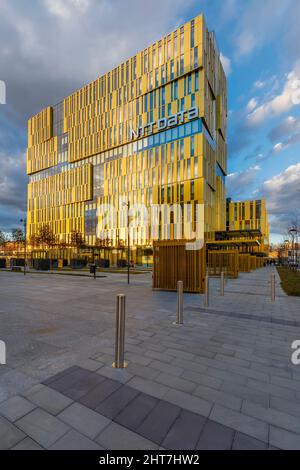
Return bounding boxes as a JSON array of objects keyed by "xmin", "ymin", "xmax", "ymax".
[
  {"xmin": 226, "ymin": 199, "xmax": 270, "ymax": 254},
  {"xmin": 26, "ymin": 14, "xmax": 227, "ymax": 252}
]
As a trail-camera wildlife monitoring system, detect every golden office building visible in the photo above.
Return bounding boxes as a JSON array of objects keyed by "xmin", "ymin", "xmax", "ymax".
[
  {"xmin": 26, "ymin": 14, "xmax": 227, "ymax": 263},
  {"xmin": 226, "ymin": 198, "xmax": 270, "ymax": 254}
]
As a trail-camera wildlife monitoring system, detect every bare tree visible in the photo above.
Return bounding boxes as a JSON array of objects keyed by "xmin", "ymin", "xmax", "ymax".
[
  {"xmin": 11, "ymin": 228, "xmax": 25, "ymax": 243},
  {"xmin": 37, "ymin": 224, "xmax": 57, "ymax": 267},
  {"xmin": 0, "ymin": 231, "xmax": 7, "ymax": 247},
  {"xmin": 70, "ymin": 230, "xmax": 85, "ymax": 257},
  {"xmin": 285, "ymin": 211, "xmax": 300, "ymax": 269}
]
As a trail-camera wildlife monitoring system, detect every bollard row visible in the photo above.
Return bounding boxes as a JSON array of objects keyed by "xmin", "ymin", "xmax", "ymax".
[
  {"xmin": 271, "ymin": 274, "xmax": 276, "ymax": 301},
  {"xmin": 175, "ymin": 280, "xmax": 183, "ymax": 325},
  {"xmin": 113, "ymin": 294, "xmax": 127, "ymax": 368},
  {"xmin": 204, "ymin": 274, "xmax": 209, "ymax": 307}
]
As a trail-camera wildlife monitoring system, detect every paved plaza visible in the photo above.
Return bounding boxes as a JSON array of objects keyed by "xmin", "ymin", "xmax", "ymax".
[{"xmin": 0, "ymin": 267, "xmax": 300, "ymax": 449}]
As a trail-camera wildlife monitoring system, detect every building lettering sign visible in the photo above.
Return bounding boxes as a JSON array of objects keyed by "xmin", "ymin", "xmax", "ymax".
[{"xmin": 129, "ymin": 106, "xmax": 199, "ymax": 140}]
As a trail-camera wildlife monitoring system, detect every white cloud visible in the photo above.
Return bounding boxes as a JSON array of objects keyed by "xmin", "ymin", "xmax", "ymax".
[
  {"xmin": 227, "ymin": 165, "xmax": 261, "ymax": 197},
  {"xmin": 220, "ymin": 52, "xmax": 232, "ymax": 76},
  {"xmin": 246, "ymin": 98, "xmax": 257, "ymax": 112},
  {"xmin": 260, "ymin": 164, "xmax": 300, "ymax": 235},
  {"xmin": 273, "ymin": 142, "xmax": 283, "ymax": 152},
  {"xmin": 233, "ymin": 0, "xmax": 293, "ymax": 59},
  {"xmin": 254, "ymin": 80, "xmax": 267, "ymax": 89},
  {"xmin": 236, "ymin": 31, "xmax": 256, "ymax": 56},
  {"xmin": 0, "ymin": 0, "xmax": 191, "ymax": 120},
  {"xmin": 44, "ymin": 0, "xmax": 90, "ymax": 19},
  {"xmin": 0, "ymin": 0, "xmax": 193, "ymax": 230},
  {"xmin": 247, "ymin": 60, "xmax": 300, "ymax": 125},
  {"xmin": 269, "ymin": 115, "xmax": 300, "ymax": 140},
  {"xmin": 263, "ymin": 163, "xmax": 300, "ymax": 193}
]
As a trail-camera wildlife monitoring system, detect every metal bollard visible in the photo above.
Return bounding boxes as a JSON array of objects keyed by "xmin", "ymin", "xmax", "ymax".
[
  {"xmin": 175, "ymin": 280, "xmax": 183, "ymax": 325},
  {"xmin": 271, "ymin": 274, "xmax": 276, "ymax": 301},
  {"xmin": 204, "ymin": 274, "xmax": 209, "ymax": 307},
  {"xmin": 220, "ymin": 271, "xmax": 225, "ymax": 296},
  {"xmin": 112, "ymin": 294, "xmax": 127, "ymax": 368}
]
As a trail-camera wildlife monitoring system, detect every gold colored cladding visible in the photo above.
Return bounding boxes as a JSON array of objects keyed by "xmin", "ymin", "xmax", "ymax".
[
  {"xmin": 27, "ymin": 137, "xmax": 58, "ymax": 174},
  {"xmin": 153, "ymin": 239, "xmax": 206, "ymax": 293},
  {"xmin": 27, "ymin": 106, "xmax": 58, "ymax": 174},
  {"xmin": 26, "ymin": 14, "xmax": 226, "ymax": 172},
  {"xmin": 26, "ymin": 14, "xmax": 227, "ymax": 245},
  {"xmin": 227, "ymin": 199, "xmax": 269, "ymax": 254},
  {"xmin": 27, "ymin": 164, "xmax": 92, "ymax": 235},
  {"xmin": 28, "ymin": 164, "xmax": 92, "ymax": 207},
  {"xmin": 64, "ymin": 17, "xmax": 204, "ymax": 163},
  {"xmin": 28, "ymin": 106, "xmax": 53, "ymax": 147}
]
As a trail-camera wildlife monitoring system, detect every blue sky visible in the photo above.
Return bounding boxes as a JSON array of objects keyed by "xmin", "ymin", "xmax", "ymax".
[{"xmin": 0, "ymin": 0, "xmax": 299, "ymax": 243}]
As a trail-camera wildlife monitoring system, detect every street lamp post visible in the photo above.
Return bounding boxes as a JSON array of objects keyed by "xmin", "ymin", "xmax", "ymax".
[
  {"xmin": 284, "ymin": 240, "xmax": 289, "ymax": 266},
  {"xmin": 20, "ymin": 218, "xmax": 27, "ymax": 276},
  {"xmin": 123, "ymin": 201, "xmax": 130, "ymax": 284},
  {"xmin": 289, "ymin": 228, "xmax": 297, "ymax": 270}
]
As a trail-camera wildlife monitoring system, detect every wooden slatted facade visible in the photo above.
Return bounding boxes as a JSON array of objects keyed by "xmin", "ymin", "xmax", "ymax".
[
  {"xmin": 207, "ymin": 250, "xmax": 239, "ymax": 278},
  {"xmin": 153, "ymin": 240, "xmax": 206, "ymax": 293},
  {"xmin": 239, "ymin": 254, "xmax": 251, "ymax": 272}
]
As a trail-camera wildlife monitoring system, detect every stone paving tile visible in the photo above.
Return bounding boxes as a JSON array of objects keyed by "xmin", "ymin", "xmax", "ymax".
[
  {"xmin": 0, "ymin": 370, "xmax": 38, "ymax": 403},
  {"xmin": 25, "ymin": 385, "xmax": 73, "ymax": 415},
  {"xmin": 0, "ymin": 415, "xmax": 26, "ymax": 450},
  {"xmin": 96, "ymin": 421, "xmax": 158, "ymax": 450},
  {"xmin": 165, "ymin": 348, "xmax": 195, "ymax": 361},
  {"xmin": 115, "ymin": 393, "xmax": 158, "ymax": 431},
  {"xmin": 154, "ymin": 372, "xmax": 197, "ymax": 393},
  {"xmin": 232, "ymin": 432, "xmax": 268, "ymax": 450},
  {"xmin": 193, "ymin": 384, "xmax": 242, "ymax": 411},
  {"xmin": 221, "ymin": 381, "xmax": 270, "ymax": 407},
  {"xmin": 136, "ymin": 400, "xmax": 181, "ymax": 445},
  {"xmin": 204, "ymin": 367, "xmax": 248, "ymax": 386},
  {"xmin": 181, "ymin": 370, "xmax": 223, "ymax": 391},
  {"xmin": 95, "ymin": 365, "xmax": 133, "ymax": 384},
  {"xmin": 125, "ymin": 352, "xmax": 152, "ymax": 366},
  {"xmin": 271, "ymin": 375, "xmax": 300, "ymax": 392},
  {"xmin": 247, "ymin": 379, "xmax": 297, "ymax": 401},
  {"xmin": 16, "ymin": 408, "xmax": 70, "ymax": 448},
  {"xmin": 149, "ymin": 360, "xmax": 184, "ymax": 377},
  {"xmin": 187, "ymin": 307, "xmax": 300, "ymax": 328},
  {"xmin": 21, "ymin": 383, "xmax": 45, "ymax": 398},
  {"xmin": 270, "ymin": 395, "xmax": 300, "ymax": 419},
  {"xmin": 45, "ymin": 367, "xmax": 91, "ymax": 394},
  {"xmin": 162, "ymin": 409, "xmax": 206, "ymax": 450},
  {"xmin": 269, "ymin": 426, "xmax": 300, "ymax": 450},
  {"xmin": 196, "ymin": 420, "xmax": 235, "ymax": 450},
  {"xmin": 242, "ymin": 400, "xmax": 300, "ymax": 435},
  {"xmin": 96, "ymin": 385, "xmax": 139, "ymax": 419},
  {"xmin": 42, "ymin": 366, "xmax": 79, "ymax": 386},
  {"xmin": 58, "ymin": 402, "xmax": 110, "ymax": 439},
  {"xmin": 50, "ymin": 429, "xmax": 104, "ymax": 450},
  {"xmin": 0, "ymin": 396, "xmax": 36, "ymax": 422},
  {"xmin": 173, "ymin": 357, "xmax": 208, "ymax": 376},
  {"xmin": 209, "ymin": 404, "xmax": 269, "ymax": 443},
  {"xmin": 144, "ymin": 350, "xmax": 174, "ymax": 363},
  {"xmin": 79, "ymin": 378, "xmax": 122, "ymax": 410},
  {"xmin": 62, "ymin": 372, "xmax": 106, "ymax": 401},
  {"xmin": 2, "ymin": 268, "xmax": 300, "ymax": 450},
  {"xmin": 75, "ymin": 358, "xmax": 104, "ymax": 372},
  {"xmin": 163, "ymin": 389, "xmax": 212, "ymax": 417},
  {"xmin": 127, "ymin": 376, "xmax": 170, "ymax": 399},
  {"xmin": 127, "ymin": 362, "xmax": 160, "ymax": 380},
  {"xmin": 11, "ymin": 437, "xmax": 44, "ymax": 450}
]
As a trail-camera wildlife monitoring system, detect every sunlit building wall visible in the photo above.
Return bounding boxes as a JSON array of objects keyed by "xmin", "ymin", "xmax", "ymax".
[
  {"xmin": 26, "ymin": 14, "xmax": 227, "ymax": 258},
  {"xmin": 226, "ymin": 198, "xmax": 270, "ymax": 254}
]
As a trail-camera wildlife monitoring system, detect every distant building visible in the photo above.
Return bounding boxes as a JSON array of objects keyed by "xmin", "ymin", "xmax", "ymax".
[{"xmin": 226, "ymin": 198, "xmax": 269, "ymax": 255}]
